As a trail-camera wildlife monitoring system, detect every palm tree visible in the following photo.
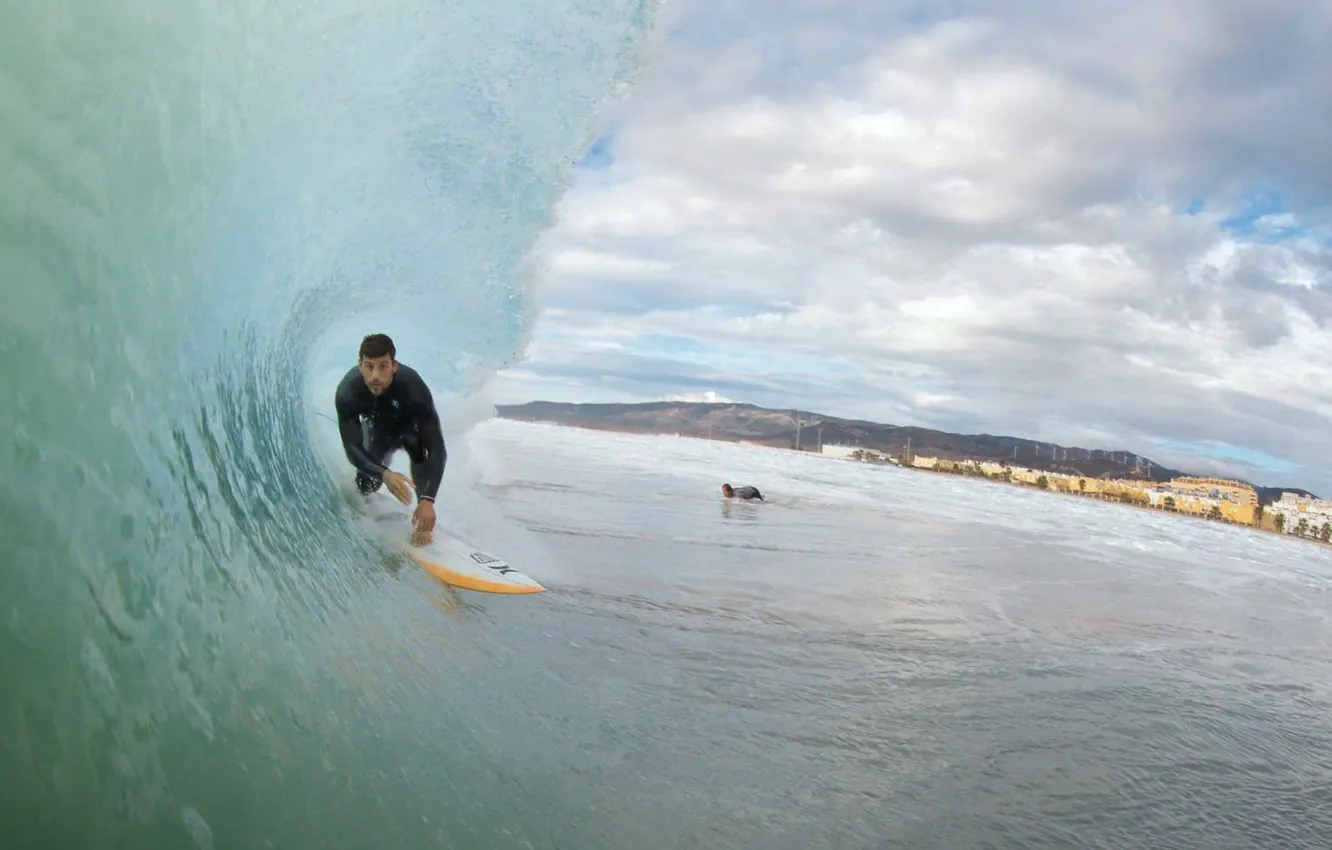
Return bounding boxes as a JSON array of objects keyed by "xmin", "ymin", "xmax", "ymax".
[
  {"xmin": 1275, "ymin": 514, "xmax": 1286, "ymax": 533},
  {"xmin": 1320, "ymin": 522, "xmax": 1331, "ymax": 543},
  {"xmin": 1078, "ymin": 478, "xmax": 1086, "ymax": 493},
  {"xmin": 1208, "ymin": 505, "xmax": 1223, "ymax": 521},
  {"xmin": 1296, "ymin": 517, "xmax": 1309, "ymax": 537},
  {"xmin": 1036, "ymin": 475, "xmax": 1049, "ymax": 490},
  {"xmin": 1163, "ymin": 496, "xmax": 1176, "ymax": 511}
]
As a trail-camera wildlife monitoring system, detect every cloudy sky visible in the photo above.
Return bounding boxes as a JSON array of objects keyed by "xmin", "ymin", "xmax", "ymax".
[{"xmin": 489, "ymin": 0, "xmax": 1332, "ymax": 492}]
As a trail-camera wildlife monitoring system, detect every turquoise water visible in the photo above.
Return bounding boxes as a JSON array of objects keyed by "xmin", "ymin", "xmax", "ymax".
[{"xmin": 0, "ymin": 1, "xmax": 657, "ymax": 847}]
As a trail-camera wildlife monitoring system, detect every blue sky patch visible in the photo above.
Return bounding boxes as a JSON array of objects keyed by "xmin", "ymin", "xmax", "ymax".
[
  {"xmin": 634, "ymin": 332, "xmax": 708, "ymax": 354},
  {"xmin": 1217, "ymin": 190, "xmax": 1306, "ymax": 243},
  {"xmin": 1153, "ymin": 437, "xmax": 1301, "ymax": 475},
  {"xmin": 575, "ymin": 131, "xmax": 616, "ymax": 170}
]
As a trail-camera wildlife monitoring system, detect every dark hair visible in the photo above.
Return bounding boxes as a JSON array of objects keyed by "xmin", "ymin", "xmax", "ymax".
[{"xmin": 359, "ymin": 333, "xmax": 396, "ymax": 361}]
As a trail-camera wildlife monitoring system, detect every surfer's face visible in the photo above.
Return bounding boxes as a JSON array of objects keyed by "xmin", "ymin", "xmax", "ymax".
[{"xmin": 359, "ymin": 354, "xmax": 397, "ymax": 395}]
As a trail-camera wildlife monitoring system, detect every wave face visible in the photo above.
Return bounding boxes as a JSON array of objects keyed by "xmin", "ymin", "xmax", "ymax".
[{"xmin": 0, "ymin": 1, "xmax": 657, "ymax": 846}]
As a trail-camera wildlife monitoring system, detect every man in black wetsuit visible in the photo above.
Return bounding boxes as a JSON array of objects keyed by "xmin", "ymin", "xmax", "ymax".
[
  {"xmin": 721, "ymin": 483, "xmax": 763, "ymax": 501},
  {"xmin": 334, "ymin": 333, "xmax": 446, "ymax": 546}
]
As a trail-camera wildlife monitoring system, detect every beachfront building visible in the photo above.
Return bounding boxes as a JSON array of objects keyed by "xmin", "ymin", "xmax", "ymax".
[
  {"xmin": 1047, "ymin": 476, "xmax": 1256, "ymax": 525},
  {"xmin": 822, "ymin": 444, "xmax": 897, "ymax": 464},
  {"xmin": 1158, "ymin": 490, "xmax": 1255, "ymax": 524},
  {"xmin": 836, "ymin": 449, "xmax": 1271, "ymax": 529},
  {"xmin": 1275, "ymin": 492, "xmax": 1332, "ymax": 514},
  {"xmin": 936, "ymin": 459, "xmax": 1009, "ymax": 477},
  {"xmin": 1100, "ymin": 478, "xmax": 1248, "ymax": 524},
  {"xmin": 1162, "ymin": 476, "xmax": 1258, "ymax": 506},
  {"xmin": 1269, "ymin": 492, "xmax": 1332, "ymax": 540}
]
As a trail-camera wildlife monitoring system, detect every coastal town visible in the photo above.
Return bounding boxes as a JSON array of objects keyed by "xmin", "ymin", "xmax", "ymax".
[{"xmin": 820, "ymin": 443, "xmax": 1332, "ymax": 544}]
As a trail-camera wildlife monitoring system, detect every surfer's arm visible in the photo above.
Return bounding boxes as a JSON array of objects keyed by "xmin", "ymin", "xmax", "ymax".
[
  {"xmin": 406, "ymin": 382, "xmax": 447, "ymax": 503},
  {"xmin": 413, "ymin": 415, "xmax": 447, "ymax": 502},
  {"xmin": 334, "ymin": 398, "xmax": 388, "ymax": 477}
]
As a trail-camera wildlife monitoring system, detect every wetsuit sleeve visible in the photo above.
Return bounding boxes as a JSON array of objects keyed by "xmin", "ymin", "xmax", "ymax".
[
  {"xmin": 406, "ymin": 377, "xmax": 447, "ymax": 502},
  {"xmin": 334, "ymin": 384, "xmax": 388, "ymax": 477}
]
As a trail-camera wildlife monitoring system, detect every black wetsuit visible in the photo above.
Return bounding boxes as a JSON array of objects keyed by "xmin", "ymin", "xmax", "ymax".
[
  {"xmin": 731, "ymin": 485, "xmax": 763, "ymax": 501},
  {"xmin": 334, "ymin": 363, "xmax": 446, "ymax": 502}
]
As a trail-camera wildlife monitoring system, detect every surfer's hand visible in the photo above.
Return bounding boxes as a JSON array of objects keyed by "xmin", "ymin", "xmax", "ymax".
[
  {"xmin": 411, "ymin": 500, "xmax": 436, "ymax": 546},
  {"xmin": 383, "ymin": 470, "xmax": 414, "ymax": 505}
]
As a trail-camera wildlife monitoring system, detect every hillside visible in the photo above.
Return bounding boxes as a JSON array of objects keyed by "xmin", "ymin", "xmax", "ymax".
[{"xmin": 493, "ymin": 400, "xmax": 1316, "ymax": 504}]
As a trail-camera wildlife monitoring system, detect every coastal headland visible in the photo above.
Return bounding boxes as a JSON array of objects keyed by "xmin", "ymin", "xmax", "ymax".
[{"xmin": 494, "ymin": 400, "xmax": 1331, "ymax": 544}]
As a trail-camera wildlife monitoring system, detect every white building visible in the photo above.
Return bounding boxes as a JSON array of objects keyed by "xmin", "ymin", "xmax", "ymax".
[
  {"xmin": 822, "ymin": 444, "xmax": 897, "ymax": 463},
  {"xmin": 1272, "ymin": 492, "xmax": 1332, "ymax": 536}
]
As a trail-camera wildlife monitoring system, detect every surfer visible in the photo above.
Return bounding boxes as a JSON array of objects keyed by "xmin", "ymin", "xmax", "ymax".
[
  {"xmin": 334, "ymin": 333, "xmax": 446, "ymax": 546},
  {"xmin": 721, "ymin": 483, "xmax": 763, "ymax": 501}
]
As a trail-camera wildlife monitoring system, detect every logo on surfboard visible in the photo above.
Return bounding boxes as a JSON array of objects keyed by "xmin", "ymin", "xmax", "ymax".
[{"xmin": 470, "ymin": 552, "xmax": 516, "ymax": 575}]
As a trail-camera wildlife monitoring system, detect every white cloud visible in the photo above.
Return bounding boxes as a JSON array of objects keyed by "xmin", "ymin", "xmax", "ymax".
[
  {"xmin": 496, "ymin": 0, "xmax": 1332, "ymax": 492},
  {"xmin": 547, "ymin": 248, "xmax": 674, "ymax": 279},
  {"xmin": 661, "ymin": 391, "xmax": 735, "ymax": 403}
]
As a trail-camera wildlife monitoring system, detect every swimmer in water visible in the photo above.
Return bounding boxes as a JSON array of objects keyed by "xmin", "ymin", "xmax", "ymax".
[{"xmin": 721, "ymin": 483, "xmax": 764, "ymax": 501}]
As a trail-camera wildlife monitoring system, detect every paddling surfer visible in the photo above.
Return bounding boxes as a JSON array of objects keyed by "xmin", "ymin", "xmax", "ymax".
[
  {"xmin": 722, "ymin": 483, "xmax": 764, "ymax": 501},
  {"xmin": 334, "ymin": 333, "xmax": 445, "ymax": 546}
]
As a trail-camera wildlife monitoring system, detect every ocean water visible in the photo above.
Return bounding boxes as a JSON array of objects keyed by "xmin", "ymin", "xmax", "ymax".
[
  {"xmin": 457, "ymin": 419, "xmax": 1332, "ymax": 849},
  {"xmin": 5, "ymin": 1, "xmax": 1332, "ymax": 847}
]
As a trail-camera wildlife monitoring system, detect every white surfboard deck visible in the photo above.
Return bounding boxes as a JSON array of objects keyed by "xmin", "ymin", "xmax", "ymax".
[{"xmin": 360, "ymin": 491, "xmax": 545, "ymax": 595}]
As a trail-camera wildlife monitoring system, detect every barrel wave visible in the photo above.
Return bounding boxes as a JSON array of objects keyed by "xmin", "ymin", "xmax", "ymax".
[{"xmin": 0, "ymin": 1, "xmax": 658, "ymax": 847}]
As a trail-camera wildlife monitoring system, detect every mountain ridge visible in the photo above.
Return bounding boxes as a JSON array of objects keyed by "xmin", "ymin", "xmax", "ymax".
[{"xmin": 493, "ymin": 400, "xmax": 1317, "ymax": 505}]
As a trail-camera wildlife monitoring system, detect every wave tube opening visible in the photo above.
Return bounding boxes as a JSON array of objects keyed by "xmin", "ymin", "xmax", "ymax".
[{"xmin": 0, "ymin": 1, "xmax": 661, "ymax": 847}]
